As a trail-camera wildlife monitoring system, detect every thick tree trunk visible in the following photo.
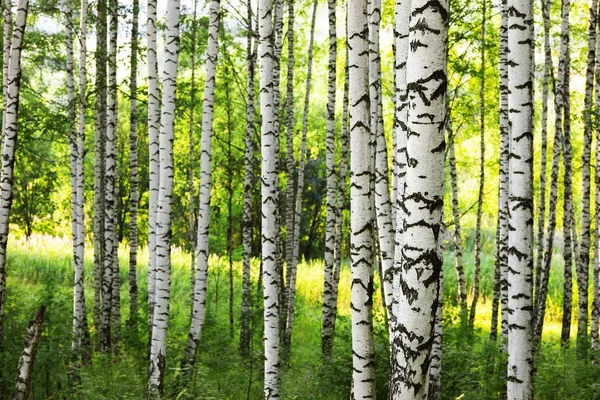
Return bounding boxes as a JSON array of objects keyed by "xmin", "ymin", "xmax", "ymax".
[
  {"xmin": 391, "ymin": 1, "xmax": 447, "ymax": 397},
  {"xmin": 94, "ymin": 0, "xmax": 107, "ymax": 347},
  {"xmin": 240, "ymin": 0, "xmax": 256, "ymax": 358},
  {"xmin": 147, "ymin": 0, "xmax": 181, "ymax": 396},
  {"xmin": 470, "ymin": 0, "xmax": 486, "ymax": 327},
  {"xmin": 348, "ymin": 0, "xmax": 376, "ymax": 395},
  {"xmin": 105, "ymin": 0, "xmax": 120, "ymax": 349},
  {"xmin": 506, "ymin": 0, "xmax": 534, "ymax": 397},
  {"xmin": 259, "ymin": 0, "xmax": 281, "ymax": 393},
  {"xmin": 428, "ymin": 224, "xmax": 444, "ymax": 400},
  {"xmin": 283, "ymin": 0, "xmax": 317, "ymax": 357},
  {"xmin": 146, "ymin": 0, "xmax": 159, "ymax": 346},
  {"xmin": 128, "ymin": 0, "xmax": 140, "ymax": 330},
  {"xmin": 12, "ymin": 305, "xmax": 45, "ymax": 400},
  {"xmin": 181, "ymin": 0, "xmax": 220, "ymax": 377}
]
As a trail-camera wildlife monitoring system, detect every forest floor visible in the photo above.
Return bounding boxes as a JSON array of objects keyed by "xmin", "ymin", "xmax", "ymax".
[{"xmin": 0, "ymin": 234, "xmax": 599, "ymax": 399}]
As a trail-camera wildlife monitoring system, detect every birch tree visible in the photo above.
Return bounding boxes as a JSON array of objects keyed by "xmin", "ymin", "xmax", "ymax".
[
  {"xmin": 0, "ymin": 0, "xmax": 29, "ymax": 345},
  {"xmin": 593, "ymin": 24, "xmax": 600, "ymax": 354},
  {"xmin": 284, "ymin": 0, "xmax": 317, "ymax": 356},
  {"xmin": 94, "ymin": 0, "xmax": 107, "ymax": 343},
  {"xmin": 181, "ymin": 0, "xmax": 220, "ymax": 376},
  {"xmin": 128, "ymin": 0, "xmax": 140, "ymax": 329},
  {"xmin": 506, "ymin": 0, "xmax": 534, "ymax": 397},
  {"xmin": 348, "ymin": 0, "xmax": 376, "ymax": 395},
  {"xmin": 146, "ymin": 0, "xmax": 159, "ymax": 342},
  {"xmin": 391, "ymin": 1, "xmax": 447, "ymax": 397},
  {"xmin": 240, "ymin": 0, "xmax": 256, "ymax": 358},
  {"xmin": 259, "ymin": 0, "xmax": 281, "ymax": 392},
  {"xmin": 104, "ymin": 0, "xmax": 120, "ymax": 349},
  {"xmin": 2, "ymin": 0, "xmax": 11, "ymax": 146},
  {"xmin": 147, "ymin": 0, "xmax": 181, "ymax": 396}
]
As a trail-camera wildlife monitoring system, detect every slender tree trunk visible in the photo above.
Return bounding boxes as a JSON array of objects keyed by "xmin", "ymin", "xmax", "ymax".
[
  {"xmin": 283, "ymin": 0, "xmax": 317, "ymax": 357},
  {"xmin": 391, "ymin": 1, "xmax": 447, "ymax": 397},
  {"xmin": 259, "ymin": 0, "xmax": 281, "ymax": 393},
  {"xmin": 12, "ymin": 305, "xmax": 45, "ymax": 400},
  {"xmin": 348, "ymin": 0, "xmax": 376, "ymax": 395},
  {"xmin": 321, "ymin": 0, "xmax": 337, "ymax": 359},
  {"xmin": 576, "ymin": 0, "xmax": 596, "ymax": 355},
  {"xmin": 226, "ymin": 63, "xmax": 234, "ymax": 340},
  {"xmin": 534, "ymin": 0, "xmax": 566, "ymax": 351},
  {"xmin": 240, "ymin": 0, "xmax": 255, "ymax": 358},
  {"xmin": 534, "ymin": 0, "xmax": 552, "ymax": 300},
  {"xmin": 146, "ymin": 0, "xmax": 159, "ymax": 349},
  {"xmin": 128, "ymin": 0, "xmax": 140, "ymax": 331},
  {"xmin": 188, "ymin": 0, "xmax": 198, "ymax": 308},
  {"xmin": 389, "ymin": 0, "xmax": 410, "ymax": 394},
  {"xmin": 506, "ymin": 0, "xmax": 534, "ymax": 397},
  {"xmin": 180, "ymin": 0, "xmax": 220, "ymax": 377},
  {"xmin": 94, "ymin": 0, "xmax": 107, "ymax": 348},
  {"xmin": 370, "ymin": 0, "xmax": 394, "ymax": 328},
  {"xmin": 65, "ymin": 0, "xmax": 88, "ymax": 379},
  {"xmin": 470, "ymin": 0, "xmax": 486, "ymax": 327},
  {"xmin": 448, "ymin": 121, "xmax": 468, "ymax": 316},
  {"xmin": 592, "ymin": 8, "xmax": 600, "ymax": 357},
  {"xmin": 147, "ymin": 0, "xmax": 181, "ymax": 396},
  {"xmin": 106, "ymin": 0, "xmax": 120, "ymax": 349},
  {"xmin": 283, "ymin": 0, "xmax": 296, "ymax": 319},
  {"xmin": 2, "ymin": 0, "xmax": 11, "ymax": 149}
]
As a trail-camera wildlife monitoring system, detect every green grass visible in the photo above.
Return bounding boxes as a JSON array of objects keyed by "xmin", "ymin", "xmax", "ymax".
[{"xmin": 0, "ymin": 233, "xmax": 598, "ymax": 399}]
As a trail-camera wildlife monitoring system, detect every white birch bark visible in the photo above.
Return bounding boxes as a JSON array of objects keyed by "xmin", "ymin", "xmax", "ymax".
[
  {"xmin": 105, "ymin": 0, "xmax": 119, "ymax": 348},
  {"xmin": 284, "ymin": 0, "xmax": 317, "ymax": 356},
  {"xmin": 240, "ymin": 0, "xmax": 255, "ymax": 357},
  {"xmin": 593, "ymin": 6, "xmax": 600, "ymax": 355},
  {"xmin": 181, "ymin": 0, "xmax": 220, "ymax": 375},
  {"xmin": 348, "ymin": 0, "xmax": 376, "ymax": 396},
  {"xmin": 0, "ymin": 0, "xmax": 28, "ymax": 344},
  {"xmin": 392, "ymin": 0, "xmax": 447, "ymax": 397},
  {"xmin": 369, "ymin": 0, "xmax": 393, "ymax": 327},
  {"xmin": 2, "ymin": 0, "xmax": 10, "ymax": 147},
  {"xmin": 506, "ymin": 0, "xmax": 534, "ymax": 397},
  {"xmin": 12, "ymin": 305, "xmax": 45, "ymax": 400},
  {"xmin": 94, "ymin": 0, "xmax": 107, "ymax": 344},
  {"xmin": 146, "ymin": 0, "xmax": 159, "ymax": 340},
  {"xmin": 259, "ymin": 0, "xmax": 281, "ymax": 392},
  {"xmin": 128, "ymin": 0, "xmax": 140, "ymax": 329},
  {"xmin": 147, "ymin": 0, "xmax": 180, "ymax": 396}
]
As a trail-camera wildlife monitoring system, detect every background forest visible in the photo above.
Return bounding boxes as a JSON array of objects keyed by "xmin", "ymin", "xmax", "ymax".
[{"xmin": 0, "ymin": 0, "xmax": 598, "ymax": 399}]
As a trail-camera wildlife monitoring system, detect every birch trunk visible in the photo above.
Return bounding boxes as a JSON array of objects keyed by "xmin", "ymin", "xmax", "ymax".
[
  {"xmin": 470, "ymin": 0, "xmax": 486, "ymax": 327},
  {"xmin": 284, "ymin": 0, "xmax": 317, "ymax": 357},
  {"xmin": 534, "ymin": 0, "xmax": 552, "ymax": 300},
  {"xmin": 94, "ymin": 0, "xmax": 107, "ymax": 346},
  {"xmin": 259, "ymin": 0, "xmax": 281, "ymax": 392},
  {"xmin": 240, "ymin": 0, "xmax": 255, "ymax": 358},
  {"xmin": 348, "ymin": 0, "xmax": 376, "ymax": 395},
  {"xmin": 128, "ymin": 0, "xmax": 140, "ymax": 330},
  {"xmin": 105, "ymin": 0, "xmax": 120, "ymax": 349},
  {"xmin": 2, "ymin": 0, "xmax": 10, "ymax": 149},
  {"xmin": 12, "ymin": 305, "xmax": 45, "ymax": 400},
  {"xmin": 188, "ymin": 0, "xmax": 198, "ymax": 308},
  {"xmin": 428, "ymin": 224, "xmax": 444, "ymax": 400},
  {"xmin": 65, "ymin": 0, "xmax": 87, "ymax": 377},
  {"xmin": 147, "ymin": 0, "xmax": 181, "ymax": 396},
  {"xmin": 146, "ymin": 0, "xmax": 159, "ymax": 344},
  {"xmin": 181, "ymin": 0, "xmax": 220, "ymax": 375},
  {"xmin": 534, "ymin": 0, "xmax": 566, "ymax": 350},
  {"xmin": 370, "ymin": 0, "xmax": 394, "ymax": 327},
  {"xmin": 592, "ymin": 7, "xmax": 600, "ymax": 355},
  {"xmin": 0, "ymin": 0, "xmax": 28, "ymax": 346},
  {"xmin": 389, "ymin": 0, "xmax": 410, "ymax": 394},
  {"xmin": 321, "ymin": 0, "xmax": 337, "ymax": 358},
  {"xmin": 392, "ymin": 2, "xmax": 447, "ymax": 397},
  {"xmin": 506, "ymin": 0, "xmax": 534, "ymax": 397}
]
